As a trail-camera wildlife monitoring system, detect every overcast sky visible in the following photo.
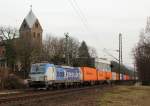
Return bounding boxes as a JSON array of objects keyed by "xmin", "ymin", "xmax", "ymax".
[{"xmin": 0, "ymin": 0, "xmax": 149, "ymax": 67}]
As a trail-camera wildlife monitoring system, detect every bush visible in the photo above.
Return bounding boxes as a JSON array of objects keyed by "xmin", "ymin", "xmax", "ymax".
[
  {"xmin": 3, "ymin": 74, "xmax": 25, "ymax": 89},
  {"xmin": 0, "ymin": 68, "xmax": 26, "ymax": 89},
  {"xmin": 142, "ymin": 81, "xmax": 150, "ymax": 85}
]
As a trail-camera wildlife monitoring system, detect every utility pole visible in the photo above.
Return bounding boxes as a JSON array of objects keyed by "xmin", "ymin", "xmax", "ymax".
[
  {"xmin": 103, "ymin": 33, "xmax": 122, "ymax": 81},
  {"xmin": 134, "ymin": 63, "xmax": 136, "ymax": 81},
  {"xmin": 65, "ymin": 32, "xmax": 70, "ymax": 65},
  {"xmin": 120, "ymin": 33, "xmax": 123, "ymax": 64},
  {"xmin": 119, "ymin": 33, "xmax": 122, "ymax": 80}
]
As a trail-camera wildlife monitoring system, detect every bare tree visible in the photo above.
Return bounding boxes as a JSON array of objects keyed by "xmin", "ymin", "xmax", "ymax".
[
  {"xmin": 42, "ymin": 35, "xmax": 64, "ymax": 63},
  {"xmin": 67, "ymin": 36, "xmax": 79, "ymax": 65},
  {"xmin": 133, "ymin": 19, "xmax": 150, "ymax": 84},
  {"xmin": 15, "ymin": 35, "xmax": 42, "ymax": 78},
  {"xmin": 0, "ymin": 26, "xmax": 19, "ymax": 70},
  {"xmin": 0, "ymin": 26, "xmax": 18, "ymax": 40},
  {"xmin": 42, "ymin": 34, "xmax": 79, "ymax": 65}
]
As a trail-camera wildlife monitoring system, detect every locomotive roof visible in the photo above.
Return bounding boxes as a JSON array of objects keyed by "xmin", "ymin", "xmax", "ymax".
[
  {"xmin": 32, "ymin": 63, "xmax": 54, "ymax": 66},
  {"xmin": 55, "ymin": 65, "xmax": 78, "ymax": 69}
]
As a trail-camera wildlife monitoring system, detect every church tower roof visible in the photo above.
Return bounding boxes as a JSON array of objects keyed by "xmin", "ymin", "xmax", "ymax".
[
  {"xmin": 24, "ymin": 9, "xmax": 37, "ymax": 28},
  {"xmin": 19, "ymin": 7, "xmax": 43, "ymax": 45}
]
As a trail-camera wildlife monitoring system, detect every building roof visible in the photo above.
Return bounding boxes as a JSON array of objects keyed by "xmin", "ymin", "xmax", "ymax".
[
  {"xmin": 95, "ymin": 58, "xmax": 111, "ymax": 65},
  {"xmin": 25, "ymin": 10, "xmax": 37, "ymax": 28}
]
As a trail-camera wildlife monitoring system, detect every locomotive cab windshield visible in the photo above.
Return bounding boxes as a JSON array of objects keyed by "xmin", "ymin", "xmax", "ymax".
[
  {"xmin": 30, "ymin": 64, "xmax": 46, "ymax": 74},
  {"xmin": 29, "ymin": 63, "xmax": 55, "ymax": 88}
]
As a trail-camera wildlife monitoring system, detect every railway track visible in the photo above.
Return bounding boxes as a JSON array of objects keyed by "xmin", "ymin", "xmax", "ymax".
[
  {"xmin": 0, "ymin": 88, "xmax": 34, "ymax": 98},
  {"xmin": 0, "ymin": 85, "xmax": 107, "ymax": 105}
]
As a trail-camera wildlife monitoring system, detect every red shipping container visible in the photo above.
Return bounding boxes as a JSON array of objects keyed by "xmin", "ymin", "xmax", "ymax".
[
  {"xmin": 116, "ymin": 73, "xmax": 119, "ymax": 80},
  {"xmin": 81, "ymin": 67, "xmax": 97, "ymax": 81},
  {"xmin": 105, "ymin": 72, "xmax": 112, "ymax": 80},
  {"xmin": 97, "ymin": 71, "xmax": 105, "ymax": 80},
  {"xmin": 125, "ymin": 75, "xmax": 129, "ymax": 80},
  {"xmin": 127, "ymin": 75, "xmax": 129, "ymax": 80}
]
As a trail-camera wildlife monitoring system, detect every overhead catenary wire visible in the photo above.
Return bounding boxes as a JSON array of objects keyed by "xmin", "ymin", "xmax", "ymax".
[
  {"xmin": 68, "ymin": 0, "xmax": 100, "ymax": 40},
  {"xmin": 72, "ymin": 0, "xmax": 88, "ymax": 24},
  {"xmin": 68, "ymin": 0, "xmax": 89, "ymax": 31},
  {"xmin": 68, "ymin": 0, "xmax": 101, "ymax": 51}
]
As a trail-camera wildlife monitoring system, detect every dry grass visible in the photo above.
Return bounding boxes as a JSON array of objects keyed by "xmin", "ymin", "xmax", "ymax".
[
  {"xmin": 99, "ymin": 85, "xmax": 150, "ymax": 106},
  {"xmin": 1, "ymin": 85, "xmax": 150, "ymax": 106}
]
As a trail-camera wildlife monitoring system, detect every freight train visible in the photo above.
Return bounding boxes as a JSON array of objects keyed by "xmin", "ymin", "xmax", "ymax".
[{"xmin": 28, "ymin": 59, "xmax": 135, "ymax": 89}]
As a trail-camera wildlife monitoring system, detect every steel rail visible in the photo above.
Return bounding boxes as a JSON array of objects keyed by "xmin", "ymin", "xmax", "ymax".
[{"xmin": 0, "ymin": 85, "xmax": 107, "ymax": 104}]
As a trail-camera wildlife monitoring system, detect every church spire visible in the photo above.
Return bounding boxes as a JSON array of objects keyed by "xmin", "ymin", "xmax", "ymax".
[
  {"xmin": 24, "ymin": 7, "xmax": 37, "ymax": 28},
  {"xmin": 30, "ymin": 5, "xmax": 32, "ymax": 11}
]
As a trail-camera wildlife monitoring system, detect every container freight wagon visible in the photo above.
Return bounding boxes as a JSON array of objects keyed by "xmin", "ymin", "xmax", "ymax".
[
  {"xmin": 97, "ymin": 71, "xmax": 106, "ymax": 80},
  {"xmin": 116, "ymin": 73, "xmax": 119, "ymax": 80},
  {"xmin": 125, "ymin": 74, "xmax": 129, "ymax": 80},
  {"xmin": 80, "ymin": 67, "xmax": 97, "ymax": 85},
  {"xmin": 123, "ymin": 74, "xmax": 126, "ymax": 80},
  {"xmin": 94, "ymin": 58, "xmax": 112, "ymax": 81},
  {"xmin": 112, "ymin": 72, "xmax": 116, "ymax": 80},
  {"xmin": 105, "ymin": 72, "xmax": 112, "ymax": 80}
]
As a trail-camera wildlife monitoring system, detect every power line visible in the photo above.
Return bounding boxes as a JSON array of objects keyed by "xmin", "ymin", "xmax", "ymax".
[
  {"xmin": 103, "ymin": 48, "xmax": 119, "ymax": 62},
  {"xmin": 68, "ymin": 0, "xmax": 100, "ymax": 45},
  {"xmin": 72, "ymin": 0, "xmax": 88, "ymax": 24},
  {"xmin": 68, "ymin": 0, "xmax": 89, "ymax": 30}
]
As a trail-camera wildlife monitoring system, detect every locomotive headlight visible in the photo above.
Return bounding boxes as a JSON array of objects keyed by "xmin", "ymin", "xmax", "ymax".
[{"xmin": 44, "ymin": 75, "xmax": 47, "ymax": 81}]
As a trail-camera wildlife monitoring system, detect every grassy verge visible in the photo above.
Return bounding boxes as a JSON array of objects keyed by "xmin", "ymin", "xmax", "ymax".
[{"xmin": 100, "ymin": 85, "xmax": 150, "ymax": 106}]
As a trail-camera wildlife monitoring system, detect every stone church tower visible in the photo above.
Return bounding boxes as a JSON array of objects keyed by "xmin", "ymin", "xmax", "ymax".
[{"xmin": 19, "ymin": 9, "xmax": 43, "ymax": 45}]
